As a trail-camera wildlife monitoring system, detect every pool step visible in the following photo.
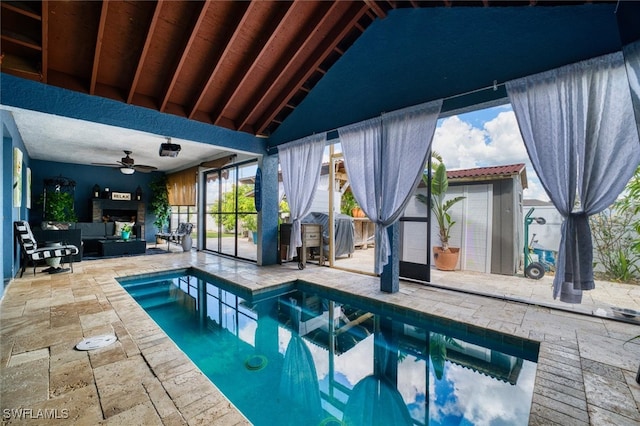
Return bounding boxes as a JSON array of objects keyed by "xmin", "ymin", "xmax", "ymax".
[
  {"xmin": 127, "ymin": 283, "xmax": 174, "ymax": 299},
  {"xmin": 122, "ymin": 279, "xmax": 194, "ymax": 311},
  {"xmin": 138, "ymin": 294, "xmax": 182, "ymax": 310},
  {"xmin": 121, "ymin": 279, "xmax": 176, "ymax": 291}
]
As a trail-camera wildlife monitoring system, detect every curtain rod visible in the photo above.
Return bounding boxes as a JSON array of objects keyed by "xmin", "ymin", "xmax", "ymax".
[{"xmin": 446, "ymin": 79, "xmax": 504, "ymax": 101}]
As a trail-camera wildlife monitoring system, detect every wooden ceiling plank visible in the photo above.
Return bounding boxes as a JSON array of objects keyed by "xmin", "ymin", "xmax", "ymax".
[
  {"xmin": 254, "ymin": 3, "xmax": 370, "ymax": 135},
  {"xmin": 237, "ymin": 1, "xmax": 343, "ymax": 133},
  {"xmin": 127, "ymin": 0, "xmax": 164, "ymax": 104},
  {"xmin": 159, "ymin": 1, "xmax": 211, "ymax": 112},
  {"xmin": 41, "ymin": 0, "xmax": 48, "ymax": 83},
  {"xmin": 89, "ymin": 1, "xmax": 109, "ymax": 95},
  {"xmin": 188, "ymin": 1, "xmax": 254, "ymax": 119},
  {"xmin": 212, "ymin": 2, "xmax": 294, "ymax": 127},
  {"xmin": 364, "ymin": 0, "xmax": 387, "ymax": 19}
]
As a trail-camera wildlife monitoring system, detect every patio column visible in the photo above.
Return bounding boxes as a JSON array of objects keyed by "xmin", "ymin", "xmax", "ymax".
[
  {"xmin": 380, "ymin": 222, "xmax": 399, "ymax": 293},
  {"xmin": 257, "ymin": 154, "xmax": 279, "ymax": 266}
]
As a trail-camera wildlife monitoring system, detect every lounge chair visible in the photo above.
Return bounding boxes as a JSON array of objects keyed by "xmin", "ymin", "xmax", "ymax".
[
  {"xmin": 156, "ymin": 222, "xmax": 194, "ymax": 251},
  {"xmin": 14, "ymin": 220, "xmax": 79, "ymax": 277}
]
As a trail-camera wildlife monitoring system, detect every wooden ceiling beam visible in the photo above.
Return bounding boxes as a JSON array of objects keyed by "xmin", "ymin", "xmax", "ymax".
[
  {"xmin": 159, "ymin": 1, "xmax": 210, "ymax": 113},
  {"xmin": 41, "ymin": 0, "xmax": 48, "ymax": 83},
  {"xmin": 127, "ymin": 0, "xmax": 164, "ymax": 104},
  {"xmin": 236, "ymin": 1, "xmax": 343, "ymax": 133},
  {"xmin": 89, "ymin": 1, "xmax": 109, "ymax": 95},
  {"xmin": 212, "ymin": 2, "xmax": 293, "ymax": 128},
  {"xmin": 364, "ymin": 0, "xmax": 387, "ymax": 19},
  {"xmin": 188, "ymin": 2, "xmax": 254, "ymax": 119},
  {"xmin": 254, "ymin": 3, "xmax": 370, "ymax": 135}
]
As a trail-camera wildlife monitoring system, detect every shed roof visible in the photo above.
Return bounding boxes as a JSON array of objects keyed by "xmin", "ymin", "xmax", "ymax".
[{"xmin": 448, "ymin": 163, "xmax": 528, "ymax": 189}]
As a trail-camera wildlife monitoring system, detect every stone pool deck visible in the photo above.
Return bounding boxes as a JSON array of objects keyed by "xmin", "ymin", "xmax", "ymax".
[{"xmin": 1, "ymin": 250, "xmax": 639, "ymax": 425}]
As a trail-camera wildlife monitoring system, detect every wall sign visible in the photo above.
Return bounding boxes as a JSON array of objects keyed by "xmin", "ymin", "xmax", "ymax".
[
  {"xmin": 112, "ymin": 192, "xmax": 132, "ymax": 201},
  {"xmin": 254, "ymin": 168, "xmax": 262, "ymax": 212}
]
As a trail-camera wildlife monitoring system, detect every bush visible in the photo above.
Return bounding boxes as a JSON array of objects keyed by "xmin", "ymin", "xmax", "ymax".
[{"xmin": 590, "ymin": 208, "xmax": 640, "ymax": 283}]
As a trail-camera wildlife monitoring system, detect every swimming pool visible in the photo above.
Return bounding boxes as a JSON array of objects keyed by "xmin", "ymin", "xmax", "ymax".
[{"xmin": 118, "ymin": 270, "xmax": 538, "ymax": 425}]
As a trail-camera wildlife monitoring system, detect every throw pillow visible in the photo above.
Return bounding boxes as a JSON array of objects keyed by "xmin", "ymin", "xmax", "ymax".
[{"xmin": 114, "ymin": 221, "xmax": 135, "ymax": 236}]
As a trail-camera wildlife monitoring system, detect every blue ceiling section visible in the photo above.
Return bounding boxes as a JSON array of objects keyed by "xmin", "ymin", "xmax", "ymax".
[{"xmin": 268, "ymin": 4, "xmax": 622, "ymax": 147}]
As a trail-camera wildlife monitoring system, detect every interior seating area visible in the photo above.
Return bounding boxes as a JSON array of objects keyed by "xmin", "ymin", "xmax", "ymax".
[{"xmin": 33, "ymin": 222, "xmax": 143, "ymax": 259}]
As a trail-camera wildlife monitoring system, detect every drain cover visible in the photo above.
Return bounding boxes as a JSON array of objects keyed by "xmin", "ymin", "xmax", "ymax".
[
  {"xmin": 244, "ymin": 354, "xmax": 268, "ymax": 371},
  {"xmin": 75, "ymin": 334, "xmax": 118, "ymax": 351}
]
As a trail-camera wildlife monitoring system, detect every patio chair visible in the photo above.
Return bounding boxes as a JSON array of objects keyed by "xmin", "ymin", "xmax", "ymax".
[
  {"xmin": 14, "ymin": 220, "xmax": 79, "ymax": 277},
  {"xmin": 156, "ymin": 222, "xmax": 194, "ymax": 251}
]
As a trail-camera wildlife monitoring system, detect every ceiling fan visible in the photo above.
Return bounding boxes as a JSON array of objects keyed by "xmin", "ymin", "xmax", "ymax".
[{"xmin": 92, "ymin": 150, "xmax": 158, "ymax": 174}]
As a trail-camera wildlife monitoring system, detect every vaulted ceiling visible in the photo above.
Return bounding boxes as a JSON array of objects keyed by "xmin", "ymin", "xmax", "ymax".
[{"xmin": 1, "ymin": 0, "xmax": 618, "ymax": 144}]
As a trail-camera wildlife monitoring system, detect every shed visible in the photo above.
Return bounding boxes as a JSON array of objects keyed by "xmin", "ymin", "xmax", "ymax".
[{"xmin": 409, "ymin": 163, "xmax": 527, "ymax": 276}]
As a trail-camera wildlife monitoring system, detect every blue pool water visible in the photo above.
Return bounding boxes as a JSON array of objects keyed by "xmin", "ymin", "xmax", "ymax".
[{"xmin": 119, "ymin": 270, "xmax": 538, "ymax": 426}]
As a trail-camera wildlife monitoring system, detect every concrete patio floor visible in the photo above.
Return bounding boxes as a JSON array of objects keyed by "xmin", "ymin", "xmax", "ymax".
[{"xmin": 1, "ymin": 249, "xmax": 639, "ymax": 425}]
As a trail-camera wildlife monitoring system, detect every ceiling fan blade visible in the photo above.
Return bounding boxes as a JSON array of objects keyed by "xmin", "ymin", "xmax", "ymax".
[
  {"xmin": 133, "ymin": 165, "xmax": 158, "ymax": 173},
  {"xmin": 91, "ymin": 162, "xmax": 120, "ymax": 168}
]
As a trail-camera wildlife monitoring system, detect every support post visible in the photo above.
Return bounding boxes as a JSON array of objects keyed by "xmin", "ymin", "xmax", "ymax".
[{"xmin": 258, "ymin": 154, "xmax": 280, "ymax": 265}]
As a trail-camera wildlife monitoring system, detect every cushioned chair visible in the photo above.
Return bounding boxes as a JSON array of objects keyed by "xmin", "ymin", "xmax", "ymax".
[
  {"xmin": 156, "ymin": 222, "xmax": 194, "ymax": 251},
  {"xmin": 14, "ymin": 221, "xmax": 79, "ymax": 277}
]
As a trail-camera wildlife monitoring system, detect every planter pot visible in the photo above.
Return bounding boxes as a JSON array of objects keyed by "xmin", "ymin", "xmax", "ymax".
[
  {"xmin": 121, "ymin": 231, "xmax": 131, "ymax": 241},
  {"xmin": 352, "ymin": 207, "xmax": 366, "ymax": 218},
  {"xmin": 433, "ymin": 247, "xmax": 460, "ymax": 271}
]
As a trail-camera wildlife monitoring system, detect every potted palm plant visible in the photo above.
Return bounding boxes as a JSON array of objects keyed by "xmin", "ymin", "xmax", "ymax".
[{"xmin": 417, "ymin": 154, "xmax": 465, "ymax": 271}]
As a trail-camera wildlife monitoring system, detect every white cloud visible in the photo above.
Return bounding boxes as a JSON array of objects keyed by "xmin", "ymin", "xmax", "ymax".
[{"xmin": 433, "ymin": 109, "xmax": 549, "ymax": 202}]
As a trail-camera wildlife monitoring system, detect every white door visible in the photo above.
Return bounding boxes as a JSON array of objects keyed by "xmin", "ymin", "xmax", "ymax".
[{"xmin": 432, "ymin": 184, "xmax": 492, "ymax": 273}]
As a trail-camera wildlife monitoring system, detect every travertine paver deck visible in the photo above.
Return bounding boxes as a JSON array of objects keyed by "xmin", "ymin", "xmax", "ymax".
[{"xmin": 1, "ymin": 250, "xmax": 639, "ymax": 425}]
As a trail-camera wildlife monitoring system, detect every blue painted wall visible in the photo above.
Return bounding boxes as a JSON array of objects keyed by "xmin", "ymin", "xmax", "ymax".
[
  {"xmin": 30, "ymin": 160, "xmax": 161, "ymax": 241},
  {"xmin": 2, "ymin": 110, "xmax": 31, "ymax": 295},
  {"xmin": 1, "ymin": 74, "xmax": 267, "ymax": 156},
  {"xmin": 268, "ymin": 4, "xmax": 621, "ymax": 146}
]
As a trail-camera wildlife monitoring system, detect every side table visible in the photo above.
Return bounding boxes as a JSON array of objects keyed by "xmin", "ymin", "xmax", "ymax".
[{"xmin": 44, "ymin": 241, "xmax": 62, "ymax": 268}]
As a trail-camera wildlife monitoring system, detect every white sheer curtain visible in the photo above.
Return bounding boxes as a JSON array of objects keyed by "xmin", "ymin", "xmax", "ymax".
[
  {"xmin": 339, "ymin": 100, "xmax": 443, "ymax": 274},
  {"xmin": 506, "ymin": 52, "xmax": 640, "ymax": 303},
  {"xmin": 279, "ymin": 133, "xmax": 326, "ymax": 259}
]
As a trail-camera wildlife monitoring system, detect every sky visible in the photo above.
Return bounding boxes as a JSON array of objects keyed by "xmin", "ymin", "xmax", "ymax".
[{"xmin": 432, "ymin": 104, "xmax": 549, "ymax": 202}]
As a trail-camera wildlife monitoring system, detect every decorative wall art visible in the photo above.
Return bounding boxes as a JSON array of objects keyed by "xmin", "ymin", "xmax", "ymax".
[
  {"xmin": 26, "ymin": 167, "xmax": 32, "ymax": 209},
  {"xmin": 13, "ymin": 147, "xmax": 23, "ymax": 208}
]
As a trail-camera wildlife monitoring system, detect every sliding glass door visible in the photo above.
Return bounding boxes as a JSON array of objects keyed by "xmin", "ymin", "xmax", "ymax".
[{"xmin": 204, "ymin": 160, "xmax": 258, "ymax": 261}]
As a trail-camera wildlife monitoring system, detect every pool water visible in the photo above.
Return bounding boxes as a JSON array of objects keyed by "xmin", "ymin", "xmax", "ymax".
[{"xmin": 119, "ymin": 271, "xmax": 538, "ymax": 426}]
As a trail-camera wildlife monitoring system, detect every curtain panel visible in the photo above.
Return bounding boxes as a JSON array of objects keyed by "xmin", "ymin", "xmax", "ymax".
[
  {"xmin": 506, "ymin": 51, "xmax": 640, "ymax": 303},
  {"xmin": 623, "ymin": 39, "xmax": 640, "ymax": 139},
  {"xmin": 339, "ymin": 100, "xmax": 443, "ymax": 274},
  {"xmin": 167, "ymin": 166, "xmax": 198, "ymax": 206},
  {"xmin": 279, "ymin": 133, "xmax": 326, "ymax": 259}
]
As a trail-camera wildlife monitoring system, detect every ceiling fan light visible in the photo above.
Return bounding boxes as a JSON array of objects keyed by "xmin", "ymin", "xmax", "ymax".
[{"xmin": 120, "ymin": 167, "xmax": 135, "ymax": 175}]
